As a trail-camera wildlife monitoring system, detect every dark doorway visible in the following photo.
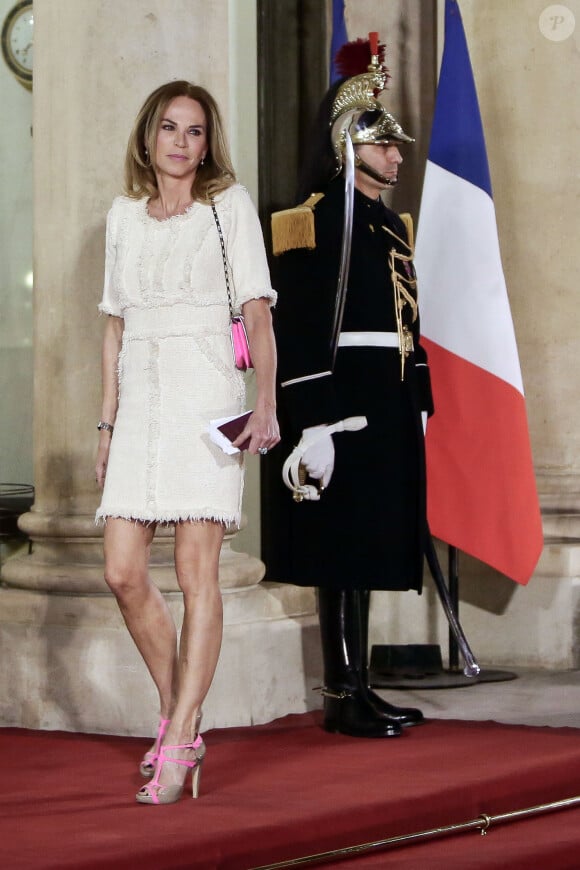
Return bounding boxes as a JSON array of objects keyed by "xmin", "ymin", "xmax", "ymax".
[
  {"xmin": 257, "ymin": 0, "xmax": 328, "ymax": 580},
  {"xmin": 256, "ymin": 0, "xmax": 327, "ymax": 230}
]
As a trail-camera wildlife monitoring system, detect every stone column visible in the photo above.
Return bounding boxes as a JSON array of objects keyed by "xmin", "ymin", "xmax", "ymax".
[
  {"xmin": 0, "ymin": 0, "xmax": 318, "ymax": 734},
  {"xmin": 458, "ymin": 1, "xmax": 580, "ymax": 504}
]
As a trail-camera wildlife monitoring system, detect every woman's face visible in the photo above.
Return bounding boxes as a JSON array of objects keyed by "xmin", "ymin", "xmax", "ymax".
[
  {"xmin": 153, "ymin": 96, "xmax": 208, "ymax": 180},
  {"xmin": 354, "ymin": 142, "xmax": 403, "ymax": 198}
]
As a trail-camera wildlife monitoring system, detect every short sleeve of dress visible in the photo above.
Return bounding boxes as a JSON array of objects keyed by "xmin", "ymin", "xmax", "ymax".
[
  {"xmin": 98, "ymin": 200, "xmax": 123, "ymax": 318},
  {"xmin": 225, "ymin": 186, "xmax": 277, "ymax": 311}
]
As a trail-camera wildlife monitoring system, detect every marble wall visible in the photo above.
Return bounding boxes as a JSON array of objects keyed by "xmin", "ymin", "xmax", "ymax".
[
  {"xmin": 458, "ymin": 0, "xmax": 580, "ymax": 507},
  {"xmin": 0, "ymin": 0, "xmax": 33, "ymax": 488}
]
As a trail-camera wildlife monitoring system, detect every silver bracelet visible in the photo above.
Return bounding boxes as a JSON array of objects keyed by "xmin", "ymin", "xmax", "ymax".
[{"xmin": 97, "ymin": 421, "xmax": 114, "ymax": 434}]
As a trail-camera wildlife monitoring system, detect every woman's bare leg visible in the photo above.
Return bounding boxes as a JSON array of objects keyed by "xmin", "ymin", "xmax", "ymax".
[
  {"xmin": 155, "ymin": 520, "xmax": 224, "ymax": 788},
  {"xmin": 103, "ymin": 518, "xmax": 178, "ymax": 718}
]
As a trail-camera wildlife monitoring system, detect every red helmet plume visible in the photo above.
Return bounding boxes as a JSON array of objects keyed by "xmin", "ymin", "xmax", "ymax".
[{"xmin": 334, "ymin": 36, "xmax": 389, "ymax": 83}]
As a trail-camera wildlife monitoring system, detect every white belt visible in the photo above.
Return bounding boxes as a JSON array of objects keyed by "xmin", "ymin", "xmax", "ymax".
[{"xmin": 338, "ymin": 331, "xmax": 407, "ymax": 349}]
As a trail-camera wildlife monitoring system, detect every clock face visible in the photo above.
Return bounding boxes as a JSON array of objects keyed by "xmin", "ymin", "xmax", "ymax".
[{"xmin": 1, "ymin": 1, "xmax": 33, "ymax": 87}]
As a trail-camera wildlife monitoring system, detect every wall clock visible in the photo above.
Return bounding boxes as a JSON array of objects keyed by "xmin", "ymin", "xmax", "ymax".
[{"xmin": 1, "ymin": 1, "xmax": 33, "ymax": 90}]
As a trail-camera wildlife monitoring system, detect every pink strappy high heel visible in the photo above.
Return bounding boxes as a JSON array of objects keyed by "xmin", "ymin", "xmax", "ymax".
[
  {"xmin": 139, "ymin": 717, "xmax": 170, "ymax": 779},
  {"xmin": 136, "ymin": 735, "xmax": 206, "ymax": 805}
]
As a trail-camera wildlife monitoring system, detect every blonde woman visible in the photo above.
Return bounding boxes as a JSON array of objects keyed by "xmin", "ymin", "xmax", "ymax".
[{"xmin": 95, "ymin": 81, "xmax": 279, "ymax": 805}]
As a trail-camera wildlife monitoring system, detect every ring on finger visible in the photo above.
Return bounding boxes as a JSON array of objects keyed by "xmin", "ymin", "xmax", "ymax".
[{"xmin": 258, "ymin": 447, "xmax": 268, "ymax": 455}]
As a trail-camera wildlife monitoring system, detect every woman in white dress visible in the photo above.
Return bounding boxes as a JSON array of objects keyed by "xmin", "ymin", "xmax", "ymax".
[{"xmin": 95, "ymin": 81, "xmax": 279, "ymax": 805}]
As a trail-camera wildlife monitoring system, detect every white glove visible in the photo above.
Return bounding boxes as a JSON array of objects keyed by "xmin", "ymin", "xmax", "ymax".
[
  {"xmin": 282, "ymin": 416, "xmax": 367, "ymax": 502},
  {"xmin": 300, "ymin": 425, "xmax": 335, "ymax": 487}
]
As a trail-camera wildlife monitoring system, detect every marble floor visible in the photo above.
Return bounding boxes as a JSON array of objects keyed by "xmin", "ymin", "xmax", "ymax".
[{"xmin": 376, "ymin": 668, "xmax": 580, "ymax": 729}]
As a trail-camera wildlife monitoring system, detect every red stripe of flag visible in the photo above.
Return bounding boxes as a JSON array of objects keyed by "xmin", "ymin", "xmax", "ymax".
[{"xmin": 424, "ymin": 339, "xmax": 543, "ymax": 584}]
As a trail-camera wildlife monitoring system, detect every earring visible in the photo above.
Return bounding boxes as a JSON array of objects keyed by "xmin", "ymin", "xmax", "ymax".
[{"xmin": 200, "ymin": 156, "xmax": 205, "ymax": 166}]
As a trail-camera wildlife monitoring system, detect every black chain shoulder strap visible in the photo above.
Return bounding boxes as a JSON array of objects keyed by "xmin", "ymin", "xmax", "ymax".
[{"xmin": 211, "ymin": 198, "xmax": 235, "ymax": 319}]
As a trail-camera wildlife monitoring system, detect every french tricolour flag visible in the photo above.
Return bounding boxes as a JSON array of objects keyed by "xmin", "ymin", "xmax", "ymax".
[
  {"xmin": 329, "ymin": 0, "xmax": 348, "ymax": 83},
  {"xmin": 415, "ymin": 0, "xmax": 543, "ymax": 584}
]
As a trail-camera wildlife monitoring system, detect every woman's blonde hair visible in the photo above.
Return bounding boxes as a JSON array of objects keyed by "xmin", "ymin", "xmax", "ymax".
[{"xmin": 124, "ymin": 80, "xmax": 236, "ymax": 203}]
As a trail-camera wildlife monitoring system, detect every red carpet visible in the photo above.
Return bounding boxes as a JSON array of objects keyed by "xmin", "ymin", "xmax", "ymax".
[{"xmin": 1, "ymin": 712, "xmax": 580, "ymax": 869}]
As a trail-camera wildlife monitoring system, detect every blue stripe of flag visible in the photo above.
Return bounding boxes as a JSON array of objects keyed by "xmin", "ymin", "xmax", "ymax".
[
  {"xmin": 428, "ymin": 0, "xmax": 492, "ymax": 197},
  {"xmin": 329, "ymin": 0, "xmax": 348, "ymax": 84}
]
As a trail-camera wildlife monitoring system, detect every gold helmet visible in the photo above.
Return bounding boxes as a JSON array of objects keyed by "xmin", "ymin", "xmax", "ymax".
[{"xmin": 330, "ymin": 34, "xmax": 414, "ymax": 175}]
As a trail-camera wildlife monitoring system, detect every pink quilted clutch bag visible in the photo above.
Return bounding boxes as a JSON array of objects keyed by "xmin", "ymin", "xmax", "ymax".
[{"xmin": 230, "ymin": 316, "xmax": 252, "ymax": 372}]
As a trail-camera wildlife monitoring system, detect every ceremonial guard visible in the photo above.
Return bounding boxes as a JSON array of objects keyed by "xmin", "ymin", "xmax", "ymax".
[{"xmin": 267, "ymin": 37, "xmax": 434, "ymax": 738}]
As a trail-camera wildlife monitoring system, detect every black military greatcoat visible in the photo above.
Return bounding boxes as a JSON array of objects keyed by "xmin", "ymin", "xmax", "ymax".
[{"xmin": 264, "ymin": 178, "xmax": 434, "ymax": 592}]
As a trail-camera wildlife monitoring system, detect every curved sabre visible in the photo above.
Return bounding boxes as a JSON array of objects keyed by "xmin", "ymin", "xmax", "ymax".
[
  {"xmin": 330, "ymin": 131, "xmax": 355, "ymax": 369},
  {"xmin": 425, "ymin": 533, "xmax": 480, "ymax": 677}
]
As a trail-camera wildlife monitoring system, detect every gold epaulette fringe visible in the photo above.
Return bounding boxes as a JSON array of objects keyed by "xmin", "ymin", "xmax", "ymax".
[
  {"xmin": 398, "ymin": 212, "xmax": 414, "ymax": 252},
  {"xmin": 271, "ymin": 192, "xmax": 325, "ymax": 256}
]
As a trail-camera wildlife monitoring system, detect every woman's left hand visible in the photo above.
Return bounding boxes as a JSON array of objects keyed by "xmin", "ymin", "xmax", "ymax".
[
  {"xmin": 233, "ymin": 406, "xmax": 280, "ymax": 456},
  {"xmin": 232, "ymin": 298, "xmax": 281, "ymax": 456}
]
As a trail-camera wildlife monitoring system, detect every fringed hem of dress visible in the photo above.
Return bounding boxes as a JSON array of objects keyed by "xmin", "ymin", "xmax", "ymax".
[{"xmin": 95, "ymin": 509, "xmax": 241, "ymax": 528}]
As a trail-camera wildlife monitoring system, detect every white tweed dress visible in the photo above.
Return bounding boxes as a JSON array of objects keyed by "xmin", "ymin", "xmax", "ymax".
[{"xmin": 96, "ymin": 184, "xmax": 276, "ymax": 526}]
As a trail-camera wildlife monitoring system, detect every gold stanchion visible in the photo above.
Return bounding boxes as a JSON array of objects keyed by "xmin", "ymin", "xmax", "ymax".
[{"xmin": 251, "ymin": 794, "xmax": 580, "ymax": 869}]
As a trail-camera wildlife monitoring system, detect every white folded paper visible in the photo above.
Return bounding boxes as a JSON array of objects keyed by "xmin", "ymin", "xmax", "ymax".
[{"xmin": 208, "ymin": 411, "xmax": 253, "ymax": 455}]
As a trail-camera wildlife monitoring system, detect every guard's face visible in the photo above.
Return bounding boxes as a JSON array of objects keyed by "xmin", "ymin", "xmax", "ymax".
[{"xmin": 354, "ymin": 143, "xmax": 403, "ymax": 196}]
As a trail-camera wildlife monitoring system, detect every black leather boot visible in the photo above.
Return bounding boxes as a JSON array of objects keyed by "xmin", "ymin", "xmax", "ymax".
[
  {"xmin": 358, "ymin": 589, "xmax": 424, "ymax": 726},
  {"xmin": 318, "ymin": 588, "xmax": 402, "ymax": 738}
]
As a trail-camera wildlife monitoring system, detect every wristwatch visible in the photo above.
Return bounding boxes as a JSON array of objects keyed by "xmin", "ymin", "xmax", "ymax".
[{"xmin": 97, "ymin": 421, "xmax": 114, "ymax": 434}]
